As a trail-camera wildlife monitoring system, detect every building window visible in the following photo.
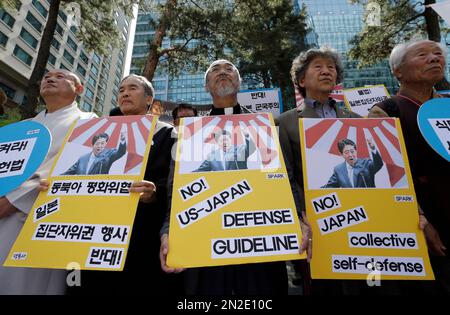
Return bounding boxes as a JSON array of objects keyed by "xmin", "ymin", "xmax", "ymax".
[
  {"xmin": 83, "ymin": 101, "xmax": 92, "ymax": 111},
  {"xmin": 58, "ymin": 10, "xmax": 67, "ymax": 23},
  {"xmin": 63, "ymin": 49, "xmax": 75, "ymax": 65},
  {"xmin": 91, "ymin": 64, "xmax": 98, "ymax": 75},
  {"xmin": 60, "ymin": 63, "xmax": 69, "ymax": 70},
  {"xmin": 0, "ymin": 9, "xmax": 15, "ymax": 28},
  {"xmin": 0, "ymin": 30, "xmax": 8, "ymax": 47},
  {"xmin": 55, "ymin": 23, "xmax": 64, "ymax": 37},
  {"xmin": 67, "ymin": 36, "xmax": 78, "ymax": 52},
  {"xmin": 85, "ymin": 88, "xmax": 94, "ymax": 100},
  {"xmin": 51, "ymin": 38, "xmax": 60, "ymax": 50},
  {"xmin": 20, "ymin": 28, "xmax": 38, "ymax": 49},
  {"xmin": 92, "ymin": 53, "xmax": 101, "ymax": 65},
  {"xmin": 70, "ymin": 25, "xmax": 78, "ymax": 34},
  {"xmin": 13, "ymin": 45, "xmax": 33, "ymax": 66},
  {"xmin": 48, "ymin": 53, "xmax": 56, "ymax": 65},
  {"xmin": 77, "ymin": 64, "xmax": 86, "ymax": 77},
  {"xmin": 32, "ymin": 0, "xmax": 48, "ymax": 18},
  {"xmin": 26, "ymin": 12, "xmax": 43, "ymax": 33},
  {"xmin": 80, "ymin": 51, "xmax": 89, "ymax": 64},
  {"xmin": 87, "ymin": 75, "xmax": 97, "ymax": 87}
]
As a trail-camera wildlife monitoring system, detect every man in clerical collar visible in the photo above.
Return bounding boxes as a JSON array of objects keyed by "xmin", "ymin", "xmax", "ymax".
[
  {"xmin": 160, "ymin": 60, "xmax": 293, "ymax": 295},
  {"xmin": 204, "ymin": 59, "xmax": 251, "ymax": 115}
]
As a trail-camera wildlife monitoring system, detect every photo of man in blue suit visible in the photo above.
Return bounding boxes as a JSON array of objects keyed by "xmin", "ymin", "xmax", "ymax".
[
  {"xmin": 194, "ymin": 129, "xmax": 256, "ymax": 172},
  {"xmin": 323, "ymin": 138, "xmax": 383, "ymax": 188},
  {"xmin": 62, "ymin": 132, "xmax": 127, "ymax": 175}
]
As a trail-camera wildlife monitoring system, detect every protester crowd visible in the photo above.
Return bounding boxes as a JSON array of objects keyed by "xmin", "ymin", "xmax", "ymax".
[{"xmin": 0, "ymin": 39, "xmax": 449, "ymax": 295}]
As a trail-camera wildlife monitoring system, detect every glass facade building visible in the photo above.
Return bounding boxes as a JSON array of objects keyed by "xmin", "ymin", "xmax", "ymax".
[{"xmin": 297, "ymin": 0, "xmax": 397, "ymax": 94}]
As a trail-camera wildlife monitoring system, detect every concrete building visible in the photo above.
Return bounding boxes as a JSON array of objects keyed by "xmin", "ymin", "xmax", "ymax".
[{"xmin": 0, "ymin": 0, "xmax": 132, "ymax": 116}]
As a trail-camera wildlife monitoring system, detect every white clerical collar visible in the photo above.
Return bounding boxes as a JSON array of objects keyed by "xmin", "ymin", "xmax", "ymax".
[{"xmin": 224, "ymin": 107, "xmax": 234, "ymax": 115}]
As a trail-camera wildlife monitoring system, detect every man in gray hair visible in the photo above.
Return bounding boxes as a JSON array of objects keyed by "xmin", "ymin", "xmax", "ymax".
[
  {"xmin": 369, "ymin": 39, "xmax": 450, "ymax": 294},
  {"xmin": 278, "ymin": 47, "xmax": 360, "ymax": 294},
  {"xmin": 279, "ymin": 47, "xmax": 360, "ymax": 246},
  {"xmin": 280, "ymin": 47, "xmax": 360, "ymax": 204}
]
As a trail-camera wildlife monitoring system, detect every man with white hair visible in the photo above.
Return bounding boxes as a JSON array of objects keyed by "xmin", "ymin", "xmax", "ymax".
[
  {"xmin": 0, "ymin": 69, "xmax": 96, "ymax": 294},
  {"xmin": 160, "ymin": 59, "xmax": 296, "ymax": 295},
  {"xmin": 370, "ymin": 39, "xmax": 450, "ymax": 294}
]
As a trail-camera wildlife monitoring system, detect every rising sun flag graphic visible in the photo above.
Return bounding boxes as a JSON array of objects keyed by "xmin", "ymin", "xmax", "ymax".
[
  {"xmin": 182, "ymin": 113, "xmax": 279, "ymax": 169},
  {"xmin": 305, "ymin": 118, "xmax": 406, "ymax": 187},
  {"xmin": 66, "ymin": 116, "xmax": 153, "ymax": 174}
]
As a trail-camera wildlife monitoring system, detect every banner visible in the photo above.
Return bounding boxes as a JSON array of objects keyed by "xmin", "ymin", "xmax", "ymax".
[
  {"xmin": 237, "ymin": 89, "xmax": 283, "ymax": 118},
  {"xmin": 167, "ymin": 113, "xmax": 304, "ymax": 268},
  {"xmin": 0, "ymin": 121, "xmax": 51, "ymax": 197},
  {"xmin": 417, "ymin": 98, "xmax": 450, "ymax": 162},
  {"xmin": 343, "ymin": 85, "xmax": 390, "ymax": 117},
  {"xmin": 4, "ymin": 115, "xmax": 157, "ymax": 271},
  {"xmin": 299, "ymin": 118, "xmax": 433, "ymax": 280}
]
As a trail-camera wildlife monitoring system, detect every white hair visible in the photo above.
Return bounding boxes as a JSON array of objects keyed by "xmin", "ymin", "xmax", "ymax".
[
  {"xmin": 389, "ymin": 39, "xmax": 447, "ymax": 74},
  {"xmin": 204, "ymin": 59, "xmax": 242, "ymax": 89}
]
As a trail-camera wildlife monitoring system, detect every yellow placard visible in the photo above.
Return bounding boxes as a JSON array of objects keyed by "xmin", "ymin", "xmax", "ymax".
[
  {"xmin": 299, "ymin": 118, "xmax": 434, "ymax": 280},
  {"xmin": 4, "ymin": 115, "xmax": 157, "ymax": 271},
  {"xmin": 168, "ymin": 113, "xmax": 305, "ymax": 268}
]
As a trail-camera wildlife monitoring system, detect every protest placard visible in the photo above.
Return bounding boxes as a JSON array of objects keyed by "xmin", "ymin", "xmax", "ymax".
[
  {"xmin": 167, "ymin": 113, "xmax": 304, "ymax": 268},
  {"xmin": 4, "ymin": 115, "xmax": 156, "ymax": 271},
  {"xmin": 299, "ymin": 118, "xmax": 433, "ymax": 280}
]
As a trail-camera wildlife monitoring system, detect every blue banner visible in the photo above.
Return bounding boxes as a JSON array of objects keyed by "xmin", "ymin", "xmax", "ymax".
[
  {"xmin": 0, "ymin": 121, "xmax": 51, "ymax": 196},
  {"xmin": 417, "ymin": 98, "xmax": 450, "ymax": 162}
]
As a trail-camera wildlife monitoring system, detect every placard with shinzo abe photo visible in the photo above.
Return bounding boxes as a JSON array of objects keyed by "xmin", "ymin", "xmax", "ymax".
[
  {"xmin": 300, "ymin": 117, "xmax": 433, "ymax": 280},
  {"xmin": 5, "ymin": 115, "xmax": 157, "ymax": 271},
  {"xmin": 168, "ymin": 113, "xmax": 305, "ymax": 268}
]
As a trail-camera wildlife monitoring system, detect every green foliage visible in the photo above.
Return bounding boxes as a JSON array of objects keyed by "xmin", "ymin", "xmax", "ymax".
[
  {"xmin": 0, "ymin": 0, "xmax": 21, "ymax": 10},
  {"xmin": 225, "ymin": 0, "xmax": 310, "ymax": 109},
  {"xmin": 348, "ymin": 0, "xmax": 428, "ymax": 68},
  {"xmin": 140, "ymin": 0, "xmax": 309, "ymax": 109}
]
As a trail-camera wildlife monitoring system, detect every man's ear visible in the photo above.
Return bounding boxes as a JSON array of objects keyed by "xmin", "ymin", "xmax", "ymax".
[
  {"xmin": 298, "ymin": 78, "xmax": 305, "ymax": 89},
  {"xmin": 75, "ymin": 84, "xmax": 84, "ymax": 95},
  {"xmin": 393, "ymin": 67, "xmax": 402, "ymax": 82},
  {"xmin": 146, "ymin": 96, "xmax": 154, "ymax": 114}
]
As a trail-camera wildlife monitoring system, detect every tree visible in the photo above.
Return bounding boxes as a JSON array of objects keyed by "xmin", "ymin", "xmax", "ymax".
[
  {"xmin": 349, "ymin": 1, "xmax": 440, "ymax": 66},
  {"xmin": 349, "ymin": 0, "xmax": 450, "ymax": 90},
  {"xmin": 140, "ymin": 0, "xmax": 232, "ymax": 82},
  {"xmin": 0, "ymin": 0, "xmax": 141, "ymax": 119},
  {"xmin": 0, "ymin": 0, "xmax": 19, "ymax": 9},
  {"xmin": 225, "ymin": 0, "xmax": 310, "ymax": 110},
  {"xmin": 137, "ymin": 0, "xmax": 310, "ymax": 109}
]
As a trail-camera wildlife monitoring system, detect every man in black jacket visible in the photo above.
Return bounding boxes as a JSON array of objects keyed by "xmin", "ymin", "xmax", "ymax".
[
  {"xmin": 159, "ymin": 60, "xmax": 305, "ymax": 295},
  {"xmin": 68, "ymin": 74, "xmax": 181, "ymax": 295}
]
